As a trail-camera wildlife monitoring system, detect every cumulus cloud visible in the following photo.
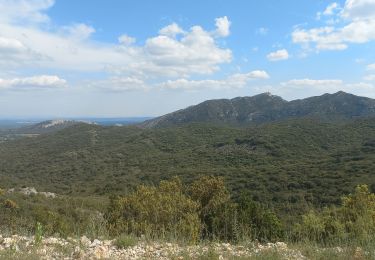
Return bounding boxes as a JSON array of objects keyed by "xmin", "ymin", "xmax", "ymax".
[
  {"xmin": 323, "ymin": 2, "xmax": 340, "ymax": 15},
  {"xmin": 118, "ymin": 34, "xmax": 136, "ymax": 45},
  {"xmin": 159, "ymin": 23, "xmax": 185, "ymax": 37},
  {"xmin": 0, "ymin": 36, "xmax": 45, "ymax": 68},
  {"xmin": 142, "ymin": 25, "xmax": 232, "ymax": 77},
  {"xmin": 92, "ymin": 77, "xmax": 148, "ymax": 92},
  {"xmin": 159, "ymin": 70, "xmax": 269, "ymax": 90},
  {"xmin": 367, "ymin": 63, "xmax": 375, "ymax": 70},
  {"xmin": 293, "ymin": 0, "xmax": 375, "ymax": 52},
  {"xmin": 244, "ymin": 70, "xmax": 270, "ymax": 79},
  {"xmin": 0, "ymin": 36, "xmax": 26, "ymax": 52},
  {"xmin": 364, "ymin": 74, "xmax": 375, "ymax": 81},
  {"xmin": 0, "ymin": 75, "xmax": 66, "ymax": 90},
  {"xmin": 267, "ymin": 49, "xmax": 289, "ymax": 61},
  {"xmin": 281, "ymin": 79, "xmax": 343, "ymax": 87},
  {"xmin": 273, "ymin": 78, "xmax": 375, "ymax": 99},
  {"xmin": 214, "ymin": 16, "xmax": 231, "ymax": 37},
  {"xmin": 63, "ymin": 23, "xmax": 95, "ymax": 40},
  {"xmin": 92, "ymin": 70, "xmax": 269, "ymax": 92},
  {"xmin": 341, "ymin": 0, "xmax": 375, "ymax": 20},
  {"xmin": 0, "ymin": 2, "xmax": 232, "ymax": 82},
  {"xmin": 0, "ymin": 0, "xmax": 54, "ymax": 24}
]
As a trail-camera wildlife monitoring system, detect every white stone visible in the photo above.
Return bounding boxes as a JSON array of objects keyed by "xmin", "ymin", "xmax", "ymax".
[
  {"xmin": 90, "ymin": 239, "xmax": 101, "ymax": 247},
  {"xmin": 80, "ymin": 236, "xmax": 91, "ymax": 247}
]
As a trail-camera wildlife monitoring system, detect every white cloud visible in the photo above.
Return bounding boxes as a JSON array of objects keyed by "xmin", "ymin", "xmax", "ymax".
[
  {"xmin": 274, "ymin": 78, "xmax": 375, "ymax": 99},
  {"xmin": 214, "ymin": 16, "xmax": 231, "ymax": 37},
  {"xmin": 0, "ymin": 0, "xmax": 54, "ymax": 24},
  {"xmin": 281, "ymin": 79, "xmax": 343, "ymax": 87},
  {"xmin": 93, "ymin": 70, "xmax": 269, "ymax": 92},
  {"xmin": 323, "ymin": 2, "xmax": 340, "ymax": 15},
  {"xmin": 267, "ymin": 49, "xmax": 289, "ymax": 61},
  {"xmin": 256, "ymin": 27, "xmax": 269, "ymax": 35},
  {"xmin": 292, "ymin": 26, "xmax": 348, "ymax": 51},
  {"xmin": 141, "ymin": 25, "xmax": 232, "ymax": 77},
  {"xmin": 0, "ymin": 36, "xmax": 26, "ymax": 51},
  {"xmin": 63, "ymin": 23, "xmax": 95, "ymax": 40},
  {"xmin": 293, "ymin": 0, "xmax": 375, "ymax": 52},
  {"xmin": 159, "ymin": 70, "xmax": 269, "ymax": 90},
  {"xmin": 0, "ymin": 75, "xmax": 66, "ymax": 90},
  {"xmin": 118, "ymin": 34, "xmax": 136, "ymax": 45},
  {"xmin": 159, "ymin": 23, "xmax": 185, "ymax": 37},
  {"xmin": 341, "ymin": 0, "xmax": 375, "ymax": 20},
  {"xmin": 364, "ymin": 74, "xmax": 375, "ymax": 80},
  {"xmin": 0, "ymin": 36, "xmax": 45, "ymax": 68},
  {"xmin": 92, "ymin": 77, "xmax": 148, "ymax": 92},
  {"xmin": 0, "ymin": 2, "xmax": 232, "ymax": 81},
  {"xmin": 367, "ymin": 63, "xmax": 375, "ymax": 70},
  {"xmin": 244, "ymin": 70, "xmax": 270, "ymax": 79}
]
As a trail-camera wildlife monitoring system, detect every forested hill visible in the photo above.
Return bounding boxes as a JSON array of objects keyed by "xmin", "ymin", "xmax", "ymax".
[
  {"xmin": 141, "ymin": 91, "xmax": 375, "ymax": 128},
  {"xmin": 1, "ymin": 117, "xmax": 375, "ymax": 214}
]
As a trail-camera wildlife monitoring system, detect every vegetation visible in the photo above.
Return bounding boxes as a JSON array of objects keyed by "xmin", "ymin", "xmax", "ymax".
[
  {"xmin": 1, "ymin": 94, "xmax": 375, "ymax": 255},
  {"xmin": 34, "ymin": 222, "xmax": 43, "ymax": 246},
  {"xmin": 0, "ymin": 191, "xmax": 108, "ymax": 238},
  {"xmin": 294, "ymin": 184, "xmax": 375, "ymax": 246},
  {"xmin": 1, "ymin": 118, "xmax": 375, "ymax": 221},
  {"xmin": 114, "ymin": 234, "xmax": 138, "ymax": 249},
  {"xmin": 2, "ymin": 178, "xmax": 375, "ymax": 251},
  {"xmin": 106, "ymin": 177, "xmax": 201, "ymax": 242},
  {"xmin": 141, "ymin": 91, "xmax": 375, "ymax": 128}
]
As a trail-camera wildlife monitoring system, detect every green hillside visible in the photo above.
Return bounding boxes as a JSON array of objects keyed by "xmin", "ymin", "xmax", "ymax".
[{"xmin": 1, "ymin": 118, "xmax": 375, "ymax": 216}]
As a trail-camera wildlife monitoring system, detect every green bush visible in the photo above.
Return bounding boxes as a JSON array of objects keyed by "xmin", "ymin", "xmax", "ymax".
[
  {"xmin": 340, "ymin": 185, "xmax": 375, "ymax": 243},
  {"xmin": 34, "ymin": 222, "xmax": 43, "ymax": 245},
  {"xmin": 106, "ymin": 176, "xmax": 284, "ymax": 243},
  {"xmin": 106, "ymin": 177, "xmax": 201, "ymax": 242},
  {"xmin": 294, "ymin": 208, "xmax": 345, "ymax": 243},
  {"xmin": 114, "ymin": 234, "xmax": 137, "ymax": 249},
  {"xmin": 237, "ymin": 194, "xmax": 283, "ymax": 242},
  {"xmin": 294, "ymin": 185, "xmax": 375, "ymax": 245},
  {"xmin": 189, "ymin": 176, "xmax": 234, "ymax": 240}
]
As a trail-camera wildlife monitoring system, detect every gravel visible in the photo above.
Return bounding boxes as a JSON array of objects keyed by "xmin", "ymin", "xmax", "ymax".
[{"xmin": 0, "ymin": 234, "xmax": 309, "ymax": 259}]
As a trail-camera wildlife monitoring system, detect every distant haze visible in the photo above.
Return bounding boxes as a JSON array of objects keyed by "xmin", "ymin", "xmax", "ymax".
[{"xmin": 0, "ymin": 117, "xmax": 153, "ymax": 129}]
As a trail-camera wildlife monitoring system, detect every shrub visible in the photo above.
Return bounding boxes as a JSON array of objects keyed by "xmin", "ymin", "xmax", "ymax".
[
  {"xmin": 237, "ymin": 194, "xmax": 283, "ymax": 242},
  {"xmin": 32, "ymin": 207, "xmax": 71, "ymax": 237},
  {"xmin": 34, "ymin": 222, "xmax": 44, "ymax": 245},
  {"xmin": 107, "ymin": 176, "xmax": 285, "ymax": 243},
  {"xmin": 3, "ymin": 199, "xmax": 18, "ymax": 209},
  {"xmin": 114, "ymin": 234, "xmax": 137, "ymax": 249},
  {"xmin": 106, "ymin": 177, "xmax": 201, "ymax": 242},
  {"xmin": 294, "ymin": 210, "xmax": 324, "ymax": 242},
  {"xmin": 189, "ymin": 176, "xmax": 234, "ymax": 240},
  {"xmin": 340, "ymin": 184, "xmax": 375, "ymax": 243},
  {"xmin": 295, "ymin": 185, "xmax": 375, "ymax": 245}
]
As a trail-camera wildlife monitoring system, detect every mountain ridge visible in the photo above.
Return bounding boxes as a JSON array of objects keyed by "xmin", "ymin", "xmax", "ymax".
[{"xmin": 141, "ymin": 91, "xmax": 375, "ymax": 128}]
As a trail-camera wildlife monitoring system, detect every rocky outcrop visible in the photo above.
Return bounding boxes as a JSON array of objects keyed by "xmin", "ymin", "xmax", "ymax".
[{"xmin": 7, "ymin": 187, "xmax": 57, "ymax": 198}]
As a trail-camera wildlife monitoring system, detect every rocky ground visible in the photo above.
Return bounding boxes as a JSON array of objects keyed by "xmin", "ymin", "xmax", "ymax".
[{"xmin": 0, "ymin": 234, "xmax": 370, "ymax": 259}]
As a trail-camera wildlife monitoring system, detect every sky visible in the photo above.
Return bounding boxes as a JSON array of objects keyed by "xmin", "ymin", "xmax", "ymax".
[{"xmin": 1, "ymin": 0, "xmax": 375, "ymax": 118}]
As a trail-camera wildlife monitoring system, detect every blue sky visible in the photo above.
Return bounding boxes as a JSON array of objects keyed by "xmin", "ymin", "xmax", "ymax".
[{"xmin": 0, "ymin": 0, "xmax": 375, "ymax": 117}]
